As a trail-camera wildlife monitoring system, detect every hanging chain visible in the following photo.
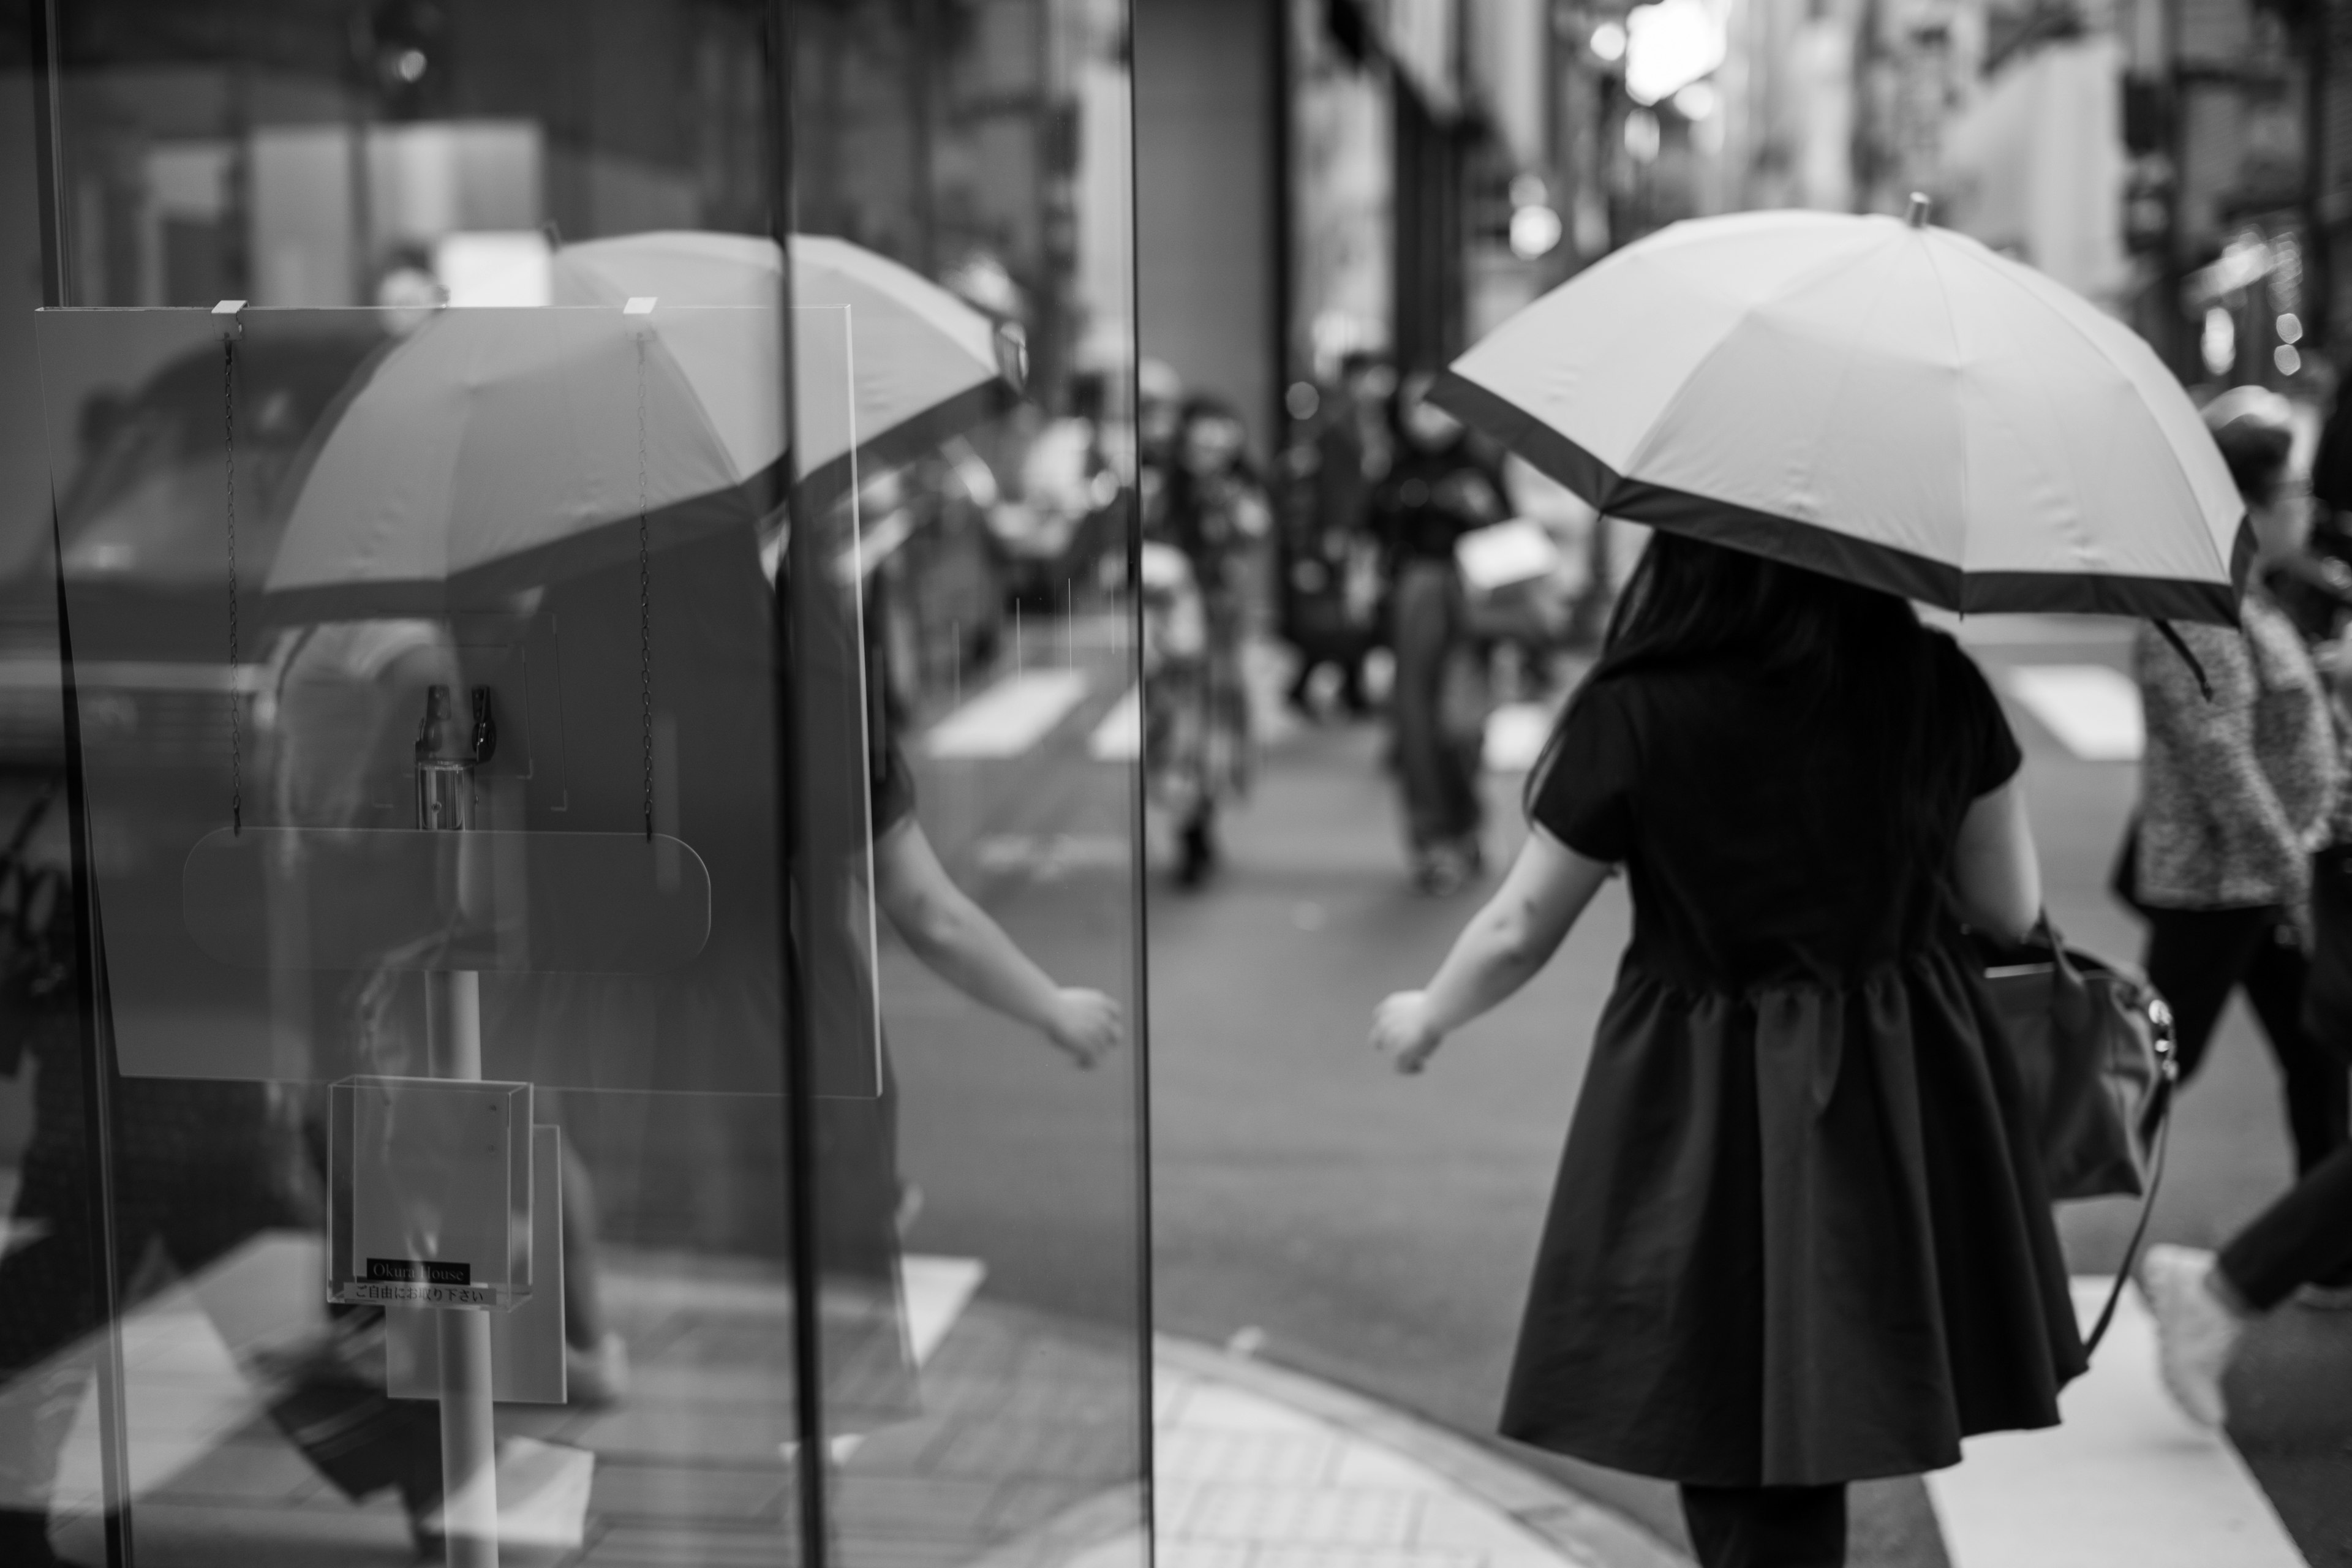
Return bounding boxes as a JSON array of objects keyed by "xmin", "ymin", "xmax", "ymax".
[
  {"xmin": 222, "ymin": 330, "xmax": 242, "ymax": 835},
  {"xmin": 636, "ymin": 332, "xmax": 655, "ymax": 842}
]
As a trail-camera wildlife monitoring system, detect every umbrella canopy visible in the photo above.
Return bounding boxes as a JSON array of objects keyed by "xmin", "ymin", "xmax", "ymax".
[
  {"xmin": 1436, "ymin": 207, "xmax": 2247, "ymax": 624},
  {"xmin": 552, "ymin": 230, "xmax": 1017, "ymax": 497},
  {"xmin": 266, "ymin": 232, "xmax": 1012, "ymax": 617}
]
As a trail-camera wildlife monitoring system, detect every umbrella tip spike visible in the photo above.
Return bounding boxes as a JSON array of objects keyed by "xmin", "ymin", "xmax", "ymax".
[{"xmin": 1905, "ymin": 193, "xmax": 1932, "ymax": 229}]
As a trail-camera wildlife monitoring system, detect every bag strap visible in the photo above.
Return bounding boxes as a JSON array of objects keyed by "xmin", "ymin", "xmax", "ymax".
[{"xmin": 2081, "ymin": 997, "xmax": 2180, "ymax": 1357}]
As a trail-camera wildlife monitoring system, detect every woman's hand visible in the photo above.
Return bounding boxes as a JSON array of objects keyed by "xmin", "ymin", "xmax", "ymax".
[
  {"xmin": 1371, "ymin": 990, "xmax": 1444, "ymax": 1074},
  {"xmin": 1044, "ymin": 988, "xmax": 1124, "ymax": 1068}
]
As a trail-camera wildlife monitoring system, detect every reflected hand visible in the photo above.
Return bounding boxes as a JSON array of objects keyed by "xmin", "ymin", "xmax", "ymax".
[
  {"xmin": 1371, "ymin": 990, "xmax": 1442, "ymax": 1075},
  {"xmin": 1045, "ymin": 988, "xmax": 1124, "ymax": 1068}
]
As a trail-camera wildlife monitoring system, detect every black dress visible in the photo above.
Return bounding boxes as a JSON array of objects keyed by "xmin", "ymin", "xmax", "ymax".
[{"xmin": 1501, "ymin": 631, "xmax": 2084, "ymax": 1488}]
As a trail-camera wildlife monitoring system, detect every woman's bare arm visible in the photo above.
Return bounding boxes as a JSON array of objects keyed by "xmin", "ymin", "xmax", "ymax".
[
  {"xmin": 873, "ymin": 818, "xmax": 1123, "ymax": 1065},
  {"xmin": 1371, "ymin": 827, "xmax": 1614, "ymax": 1073},
  {"xmin": 1951, "ymin": 778, "xmax": 2042, "ymax": 944}
]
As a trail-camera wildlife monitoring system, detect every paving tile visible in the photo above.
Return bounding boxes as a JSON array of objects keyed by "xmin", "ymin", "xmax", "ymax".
[
  {"xmin": 590, "ymin": 1461, "xmax": 788, "ymax": 1522},
  {"xmin": 1169, "ymin": 1384, "xmax": 1332, "ymax": 1438},
  {"xmin": 1181, "ymin": 1484, "xmax": 1422, "ymax": 1547},
  {"xmin": 1256, "ymin": 1549, "xmax": 1487, "ymax": 1568},
  {"xmin": 1409, "ymin": 1493, "xmax": 1572, "ymax": 1568},
  {"xmin": 564, "ymin": 1404, "xmax": 799, "ymax": 1461},
  {"xmin": 984, "ymin": 1478, "xmax": 1123, "ymax": 1537},
  {"xmin": 1156, "ymin": 1429, "xmax": 1340, "ymax": 1484},
  {"xmin": 926, "ymin": 1415, "xmax": 1140, "ymax": 1480},
  {"xmin": 575, "ymin": 1521, "xmax": 801, "ymax": 1567},
  {"xmin": 1142, "ymin": 1541, "xmax": 1253, "ymax": 1568},
  {"xmin": 1324, "ymin": 1442, "xmax": 1436, "ymax": 1490},
  {"xmin": 831, "ymin": 1473, "xmax": 1007, "ymax": 1539}
]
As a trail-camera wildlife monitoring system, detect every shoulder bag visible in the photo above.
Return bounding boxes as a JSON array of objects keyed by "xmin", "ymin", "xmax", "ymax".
[{"xmin": 1981, "ymin": 916, "xmax": 2178, "ymax": 1354}]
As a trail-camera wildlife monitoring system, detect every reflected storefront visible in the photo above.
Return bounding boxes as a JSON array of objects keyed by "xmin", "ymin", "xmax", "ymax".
[{"xmin": 0, "ymin": 4, "xmax": 1148, "ymax": 1567}]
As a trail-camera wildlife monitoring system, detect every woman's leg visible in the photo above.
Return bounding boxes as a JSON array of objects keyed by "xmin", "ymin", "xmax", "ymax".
[
  {"xmin": 2141, "ymin": 906, "xmax": 2279, "ymax": 1084},
  {"xmin": 1389, "ymin": 560, "xmax": 1453, "ymax": 855},
  {"xmin": 2239, "ymin": 919, "xmax": 2351, "ymax": 1173},
  {"xmin": 2217, "ymin": 1140, "xmax": 2352, "ymax": 1310},
  {"xmin": 1679, "ymin": 1483, "xmax": 1847, "ymax": 1568}
]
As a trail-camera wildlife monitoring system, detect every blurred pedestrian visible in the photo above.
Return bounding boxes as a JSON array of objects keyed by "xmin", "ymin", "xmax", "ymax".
[
  {"xmin": 1281, "ymin": 353, "xmax": 1393, "ymax": 717},
  {"xmin": 1372, "ymin": 371, "xmax": 1504, "ymax": 894},
  {"xmin": 1371, "ymin": 535, "xmax": 2082, "ymax": 1568},
  {"xmin": 1134, "ymin": 357, "xmax": 1185, "ymax": 528},
  {"xmin": 2125, "ymin": 401, "xmax": 2349, "ymax": 1177},
  {"xmin": 2138, "ymin": 1150, "xmax": 2352, "ymax": 1429},
  {"xmin": 1145, "ymin": 396, "xmax": 1270, "ymax": 885}
]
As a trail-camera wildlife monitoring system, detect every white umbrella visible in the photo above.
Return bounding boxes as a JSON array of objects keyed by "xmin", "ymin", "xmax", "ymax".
[
  {"xmin": 1436, "ymin": 204, "xmax": 2247, "ymax": 624},
  {"xmin": 265, "ymin": 232, "xmax": 1012, "ymax": 617},
  {"xmin": 552, "ymin": 230, "xmax": 1017, "ymax": 496}
]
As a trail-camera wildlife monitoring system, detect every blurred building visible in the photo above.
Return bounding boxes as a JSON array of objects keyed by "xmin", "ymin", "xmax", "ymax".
[
  {"xmin": 1625, "ymin": 0, "xmax": 2343, "ymax": 390},
  {"xmin": 1133, "ymin": 0, "xmax": 1574, "ymax": 456}
]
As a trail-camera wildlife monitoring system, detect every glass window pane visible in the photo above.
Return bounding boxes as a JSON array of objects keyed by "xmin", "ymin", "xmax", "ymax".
[
  {"xmin": 7, "ymin": 7, "xmax": 1146, "ymax": 1568},
  {"xmin": 787, "ymin": 4, "xmax": 1150, "ymax": 1567}
]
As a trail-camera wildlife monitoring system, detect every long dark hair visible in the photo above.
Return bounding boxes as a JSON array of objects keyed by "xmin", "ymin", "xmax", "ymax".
[{"xmin": 1530, "ymin": 531, "xmax": 1973, "ymax": 889}]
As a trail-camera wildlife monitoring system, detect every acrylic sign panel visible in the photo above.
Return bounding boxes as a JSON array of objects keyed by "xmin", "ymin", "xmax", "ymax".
[{"xmin": 30, "ymin": 304, "xmax": 866, "ymax": 1092}]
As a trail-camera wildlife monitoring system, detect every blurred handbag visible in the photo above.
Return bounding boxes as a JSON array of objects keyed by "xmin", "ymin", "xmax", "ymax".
[
  {"xmin": 1982, "ymin": 916, "xmax": 2178, "ymax": 1352},
  {"xmin": 1455, "ymin": 518, "xmax": 1575, "ymax": 643}
]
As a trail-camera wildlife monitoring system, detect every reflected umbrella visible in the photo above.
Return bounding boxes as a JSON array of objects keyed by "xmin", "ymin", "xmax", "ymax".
[
  {"xmin": 265, "ymin": 232, "xmax": 1016, "ymax": 618},
  {"xmin": 551, "ymin": 230, "xmax": 1020, "ymax": 503}
]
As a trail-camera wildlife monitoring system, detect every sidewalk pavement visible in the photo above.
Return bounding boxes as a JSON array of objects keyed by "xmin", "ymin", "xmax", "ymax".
[
  {"xmin": 8, "ymin": 1221, "xmax": 2335, "ymax": 1568},
  {"xmin": 19, "ymin": 1229, "xmax": 1668, "ymax": 1568},
  {"xmin": 1124, "ymin": 1337, "xmax": 1683, "ymax": 1568}
]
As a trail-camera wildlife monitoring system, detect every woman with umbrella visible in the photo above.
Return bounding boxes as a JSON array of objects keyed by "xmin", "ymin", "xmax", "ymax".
[
  {"xmin": 1145, "ymin": 395, "xmax": 1270, "ymax": 886},
  {"xmin": 1368, "ymin": 202, "xmax": 2244, "ymax": 1567}
]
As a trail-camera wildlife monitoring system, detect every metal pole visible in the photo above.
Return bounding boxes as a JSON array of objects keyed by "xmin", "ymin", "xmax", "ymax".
[{"xmin": 421, "ymin": 752, "xmax": 497, "ymax": 1568}]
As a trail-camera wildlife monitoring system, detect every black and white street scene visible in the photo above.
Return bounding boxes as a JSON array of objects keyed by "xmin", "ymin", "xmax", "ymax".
[{"xmin": 2, "ymin": 2, "xmax": 2351, "ymax": 1567}]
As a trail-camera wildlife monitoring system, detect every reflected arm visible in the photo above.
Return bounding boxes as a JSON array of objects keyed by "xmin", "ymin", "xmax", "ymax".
[{"xmin": 873, "ymin": 818, "xmax": 1122, "ymax": 1065}]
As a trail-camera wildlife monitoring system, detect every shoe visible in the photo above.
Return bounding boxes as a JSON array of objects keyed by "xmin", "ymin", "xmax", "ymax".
[
  {"xmin": 567, "ymin": 1332, "xmax": 631, "ymax": 1408},
  {"xmin": 2293, "ymin": 1281, "xmax": 2352, "ymax": 1310},
  {"xmin": 2137, "ymin": 1243, "xmax": 2245, "ymax": 1428}
]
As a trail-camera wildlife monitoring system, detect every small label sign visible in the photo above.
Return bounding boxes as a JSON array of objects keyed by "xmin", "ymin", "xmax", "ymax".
[
  {"xmin": 368, "ymin": 1258, "xmax": 473, "ymax": 1286},
  {"xmin": 353, "ymin": 1281, "xmax": 494, "ymax": 1307}
]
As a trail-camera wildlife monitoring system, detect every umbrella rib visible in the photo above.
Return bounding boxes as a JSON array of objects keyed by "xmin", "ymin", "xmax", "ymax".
[
  {"xmin": 1915, "ymin": 235, "xmax": 1973, "ymax": 583},
  {"xmin": 1620, "ymin": 235, "xmax": 1902, "ymax": 529},
  {"xmin": 1943, "ymin": 242, "xmax": 2236, "ymax": 584}
]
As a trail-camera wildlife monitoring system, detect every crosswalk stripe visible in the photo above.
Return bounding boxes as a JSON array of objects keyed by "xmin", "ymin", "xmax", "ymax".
[
  {"xmin": 1090, "ymin": 685, "xmax": 1142, "ymax": 761},
  {"xmin": 2006, "ymin": 665, "xmax": 2144, "ymax": 761},
  {"xmin": 928, "ymin": 669, "xmax": 1091, "ymax": 760},
  {"xmin": 1926, "ymin": 1279, "xmax": 2305, "ymax": 1567}
]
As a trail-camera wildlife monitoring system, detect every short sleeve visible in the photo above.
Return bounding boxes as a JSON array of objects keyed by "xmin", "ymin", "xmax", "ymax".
[
  {"xmin": 1936, "ymin": 634, "xmax": 2022, "ymax": 796},
  {"xmin": 1528, "ymin": 679, "xmax": 1638, "ymax": 861}
]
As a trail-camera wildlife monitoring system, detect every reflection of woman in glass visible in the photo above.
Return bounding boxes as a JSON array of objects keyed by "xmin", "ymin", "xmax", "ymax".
[
  {"xmin": 873, "ymin": 809, "xmax": 1122, "ymax": 1065},
  {"xmin": 1146, "ymin": 397, "xmax": 1270, "ymax": 886},
  {"xmin": 486, "ymin": 511, "xmax": 1120, "ymax": 1435}
]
